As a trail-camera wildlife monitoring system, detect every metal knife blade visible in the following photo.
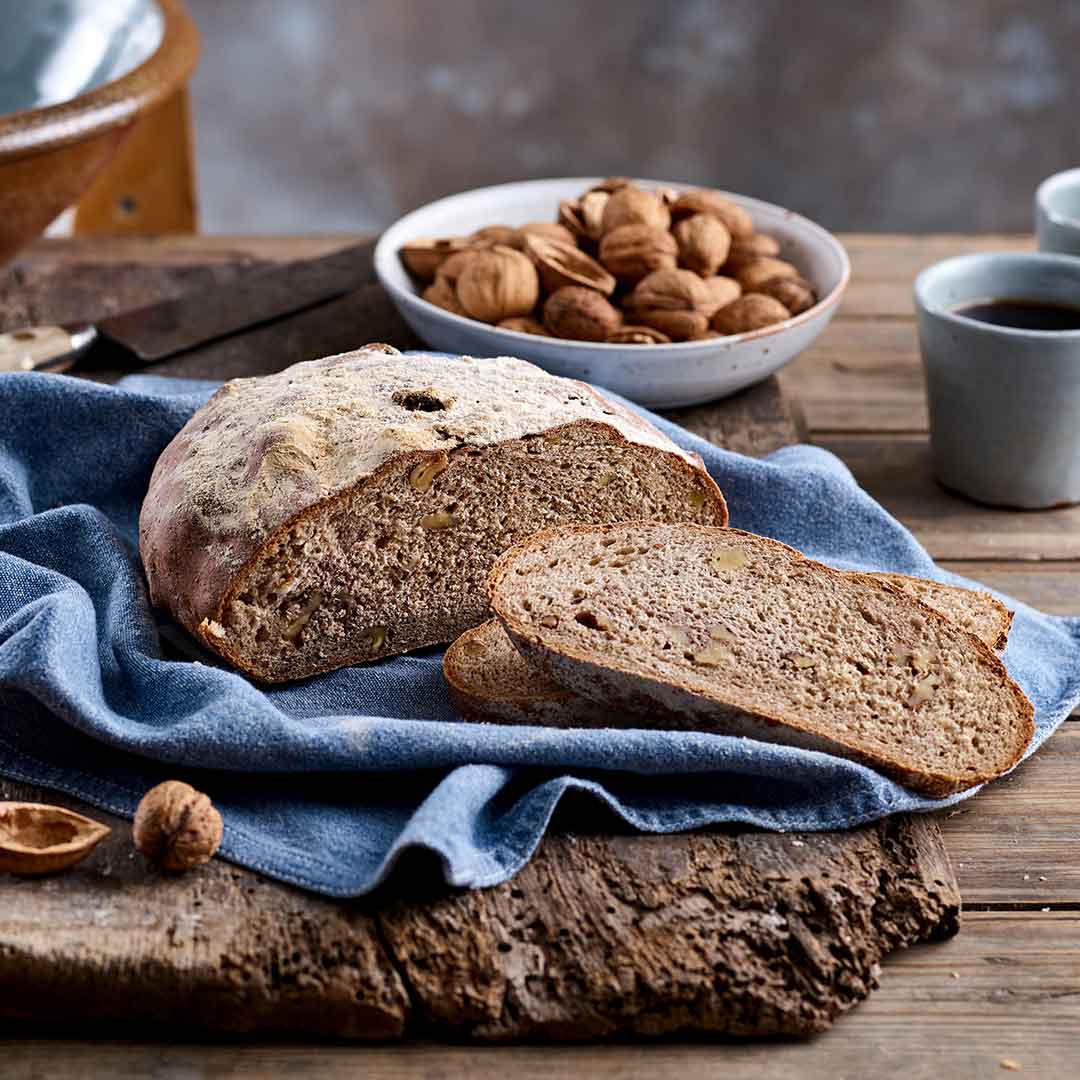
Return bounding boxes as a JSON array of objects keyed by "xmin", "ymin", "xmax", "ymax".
[{"xmin": 0, "ymin": 240, "xmax": 377, "ymax": 374}]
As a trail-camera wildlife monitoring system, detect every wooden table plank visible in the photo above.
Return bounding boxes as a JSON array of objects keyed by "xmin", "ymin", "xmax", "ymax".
[
  {"xmin": 3, "ymin": 911, "xmax": 1075, "ymax": 1080},
  {"xmin": 781, "ymin": 319, "xmax": 928, "ymax": 434},
  {"xmin": 940, "ymin": 726, "xmax": 1080, "ymax": 905},
  {"xmin": 818, "ymin": 435, "xmax": 1080, "ymax": 560}
]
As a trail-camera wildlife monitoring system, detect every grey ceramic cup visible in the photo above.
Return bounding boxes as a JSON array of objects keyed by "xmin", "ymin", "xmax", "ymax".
[
  {"xmin": 914, "ymin": 252, "xmax": 1080, "ymax": 509},
  {"xmin": 1036, "ymin": 168, "xmax": 1080, "ymax": 254}
]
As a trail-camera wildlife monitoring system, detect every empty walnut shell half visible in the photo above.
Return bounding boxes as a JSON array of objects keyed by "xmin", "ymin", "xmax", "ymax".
[
  {"xmin": 599, "ymin": 224, "xmax": 678, "ymax": 283},
  {"xmin": 758, "ymin": 275, "xmax": 817, "ymax": 315},
  {"xmin": 456, "ymin": 245, "xmax": 540, "ymax": 323},
  {"xmin": 557, "ymin": 191, "xmax": 609, "ymax": 245},
  {"xmin": 524, "ymin": 235, "xmax": 616, "ymax": 296},
  {"xmin": 399, "ymin": 237, "xmax": 471, "ymax": 282},
  {"xmin": 735, "ymin": 257, "xmax": 801, "ymax": 292},
  {"xmin": 0, "ymin": 801, "xmax": 110, "ymax": 876},
  {"xmin": 543, "ymin": 286, "xmax": 622, "ymax": 341},
  {"xmin": 670, "ymin": 190, "xmax": 754, "ymax": 238},
  {"xmin": 711, "ymin": 293, "xmax": 791, "ymax": 335},
  {"xmin": 607, "ymin": 325, "xmax": 672, "ymax": 345}
]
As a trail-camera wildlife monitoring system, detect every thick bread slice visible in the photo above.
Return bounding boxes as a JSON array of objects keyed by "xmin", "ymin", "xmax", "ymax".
[
  {"xmin": 139, "ymin": 346, "xmax": 726, "ymax": 682},
  {"xmin": 487, "ymin": 524, "xmax": 1034, "ymax": 796},
  {"xmin": 446, "ymin": 578, "xmax": 1013, "ymax": 726}
]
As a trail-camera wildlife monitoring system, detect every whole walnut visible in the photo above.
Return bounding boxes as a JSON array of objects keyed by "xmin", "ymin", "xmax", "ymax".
[
  {"xmin": 456, "ymin": 245, "xmax": 540, "ymax": 323},
  {"xmin": 701, "ymin": 275, "xmax": 742, "ymax": 317},
  {"xmin": 735, "ymin": 256, "xmax": 800, "ymax": 292},
  {"xmin": 671, "ymin": 190, "xmax": 754, "ymax": 238},
  {"xmin": 673, "ymin": 214, "xmax": 731, "ymax": 276},
  {"xmin": 544, "ymin": 286, "xmax": 622, "ymax": 341},
  {"xmin": 711, "ymin": 293, "xmax": 791, "ymax": 335},
  {"xmin": 758, "ymin": 275, "xmax": 817, "ymax": 315},
  {"xmin": 601, "ymin": 185, "xmax": 671, "ymax": 234},
  {"xmin": 626, "ymin": 268, "xmax": 715, "ymax": 341},
  {"xmin": 599, "ymin": 224, "xmax": 678, "ymax": 283},
  {"xmin": 434, "ymin": 249, "xmax": 478, "ymax": 285},
  {"xmin": 724, "ymin": 232, "xmax": 781, "ymax": 273},
  {"xmin": 133, "ymin": 781, "xmax": 223, "ymax": 871},
  {"xmin": 422, "ymin": 277, "xmax": 467, "ymax": 316}
]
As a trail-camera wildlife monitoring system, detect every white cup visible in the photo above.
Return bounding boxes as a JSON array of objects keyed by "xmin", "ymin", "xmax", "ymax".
[{"xmin": 1036, "ymin": 168, "xmax": 1080, "ymax": 255}]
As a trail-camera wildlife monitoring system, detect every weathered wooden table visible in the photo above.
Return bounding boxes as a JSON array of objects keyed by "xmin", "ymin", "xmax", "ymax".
[{"xmin": 2, "ymin": 234, "xmax": 1078, "ymax": 1077}]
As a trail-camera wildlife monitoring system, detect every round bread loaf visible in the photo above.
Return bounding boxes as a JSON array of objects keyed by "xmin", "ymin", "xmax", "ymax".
[{"xmin": 139, "ymin": 345, "xmax": 727, "ymax": 682}]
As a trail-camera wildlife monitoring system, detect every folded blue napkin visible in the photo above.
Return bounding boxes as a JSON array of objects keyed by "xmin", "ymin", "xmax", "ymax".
[{"xmin": 1, "ymin": 366, "xmax": 1078, "ymax": 897}]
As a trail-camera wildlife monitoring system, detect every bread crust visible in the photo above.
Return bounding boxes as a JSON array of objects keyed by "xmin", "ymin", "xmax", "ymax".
[{"xmin": 487, "ymin": 523, "xmax": 1035, "ymax": 798}]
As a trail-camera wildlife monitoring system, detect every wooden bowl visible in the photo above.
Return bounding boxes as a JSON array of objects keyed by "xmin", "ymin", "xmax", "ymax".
[{"xmin": 0, "ymin": 0, "xmax": 199, "ymax": 265}]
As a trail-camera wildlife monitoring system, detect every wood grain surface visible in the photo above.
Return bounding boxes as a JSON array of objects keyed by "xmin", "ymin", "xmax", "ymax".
[{"xmin": 3, "ymin": 233, "xmax": 1078, "ymax": 1077}]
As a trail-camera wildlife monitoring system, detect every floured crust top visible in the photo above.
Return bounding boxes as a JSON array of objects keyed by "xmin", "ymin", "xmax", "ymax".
[{"xmin": 139, "ymin": 345, "xmax": 714, "ymax": 634}]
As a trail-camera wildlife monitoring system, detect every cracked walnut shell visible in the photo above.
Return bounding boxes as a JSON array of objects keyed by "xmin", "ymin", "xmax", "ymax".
[{"xmin": 524, "ymin": 235, "xmax": 616, "ymax": 295}]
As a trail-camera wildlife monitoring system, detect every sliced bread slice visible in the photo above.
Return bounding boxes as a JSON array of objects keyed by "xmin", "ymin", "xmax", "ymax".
[
  {"xmin": 486, "ymin": 523, "xmax": 1034, "ymax": 796},
  {"xmin": 446, "ymin": 578, "xmax": 1012, "ymax": 727},
  {"xmin": 871, "ymin": 572, "xmax": 1013, "ymax": 652}
]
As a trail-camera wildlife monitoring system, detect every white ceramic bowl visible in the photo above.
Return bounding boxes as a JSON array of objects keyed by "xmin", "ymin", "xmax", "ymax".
[{"xmin": 374, "ymin": 178, "xmax": 850, "ymax": 408}]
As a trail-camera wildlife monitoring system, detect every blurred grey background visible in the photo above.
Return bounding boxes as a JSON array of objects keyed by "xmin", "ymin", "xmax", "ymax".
[{"xmin": 186, "ymin": 0, "xmax": 1080, "ymax": 234}]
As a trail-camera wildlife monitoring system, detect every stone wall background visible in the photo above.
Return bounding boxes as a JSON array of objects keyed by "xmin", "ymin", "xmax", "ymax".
[{"xmin": 186, "ymin": 0, "xmax": 1080, "ymax": 234}]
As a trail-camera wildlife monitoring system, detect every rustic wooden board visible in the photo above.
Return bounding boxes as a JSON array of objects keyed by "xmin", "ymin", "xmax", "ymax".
[
  {"xmin": 7, "ymin": 911, "xmax": 1076, "ymax": 1079},
  {"xmin": 0, "ymin": 240, "xmax": 959, "ymax": 1042}
]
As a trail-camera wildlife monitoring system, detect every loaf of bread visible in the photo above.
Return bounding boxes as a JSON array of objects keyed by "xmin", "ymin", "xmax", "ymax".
[
  {"xmin": 139, "ymin": 345, "xmax": 727, "ymax": 682},
  {"xmin": 447, "ymin": 576, "xmax": 1013, "ymax": 726},
  {"xmin": 487, "ymin": 523, "xmax": 1034, "ymax": 796}
]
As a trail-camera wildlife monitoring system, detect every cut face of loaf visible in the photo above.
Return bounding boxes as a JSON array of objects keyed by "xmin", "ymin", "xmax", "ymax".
[
  {"xmin": 447, "ymin": 578, "xmax": 1013, "ymax": 727},
  {"xmin": 139, "ymin": 346, "xmax": 727, "ymax": 682},
  {"xmin": 487, "ymin": 524, "xmax": 1034, "ymax": 797}
]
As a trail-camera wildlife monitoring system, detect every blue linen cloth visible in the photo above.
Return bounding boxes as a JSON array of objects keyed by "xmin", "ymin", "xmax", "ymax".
[{"xmin": 1, "ymin": 366, "xmax": 1078, "ymax": 897}]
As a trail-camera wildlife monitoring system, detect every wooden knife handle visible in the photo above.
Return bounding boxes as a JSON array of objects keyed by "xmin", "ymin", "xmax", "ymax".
[{"xmin": 0, "ymin": 324, "xmax": 98, "ymax": 374}]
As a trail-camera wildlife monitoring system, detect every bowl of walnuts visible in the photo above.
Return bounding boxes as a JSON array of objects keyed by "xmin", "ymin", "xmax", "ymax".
[{"xmin": 374, "ymin": 177, "xmax": 849, "ymax": 408}]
